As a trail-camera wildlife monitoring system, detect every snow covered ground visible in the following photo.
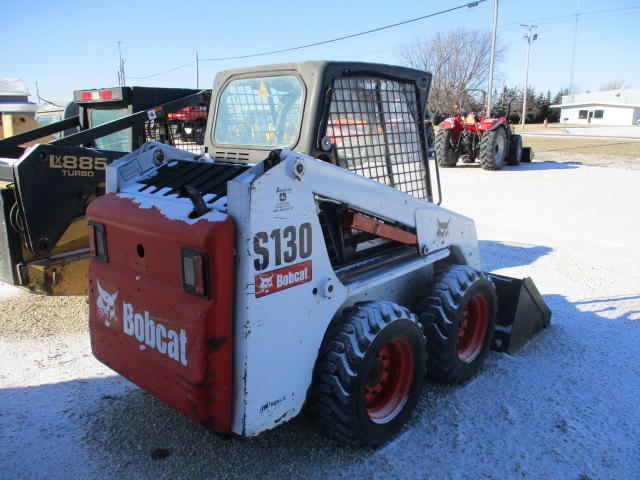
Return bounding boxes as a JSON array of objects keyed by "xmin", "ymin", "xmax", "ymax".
[{"xmin": 1, "ymin": 156, "xmax": 639, "ymax": 479}]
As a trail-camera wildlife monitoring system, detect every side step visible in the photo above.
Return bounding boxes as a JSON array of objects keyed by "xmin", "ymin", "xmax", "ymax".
[{"xmin": 488, "ymin": 274, "xmax": 552, "ymax": 353}]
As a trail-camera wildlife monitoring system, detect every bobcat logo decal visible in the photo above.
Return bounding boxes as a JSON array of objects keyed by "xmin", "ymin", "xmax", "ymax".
[
  {"xmin": 257, "ymin": 275, "xmax": 274, "ymax": 294},
  {"xmin": 435, "ymin": 218, "xmax": 451, "ymax": 246},
  {"xmin": 97, "ymin": 280, "xmax": 118, "ymax": 327}
]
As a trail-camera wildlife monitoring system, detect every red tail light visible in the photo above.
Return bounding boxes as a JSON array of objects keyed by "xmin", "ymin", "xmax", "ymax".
[
  {"xmin": 182, "ymin": 248, "xmax": 210, "ymax": 298},
  {"xmin": 88, "ymin": 223, "xmax": 108, "ymax": 262},
  {"xmin": 75, "ymin": 88, "xmax": 123, "ymax": 103}
]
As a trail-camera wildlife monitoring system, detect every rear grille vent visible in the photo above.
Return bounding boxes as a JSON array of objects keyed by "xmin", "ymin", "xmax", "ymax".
[{"xmin": 137, "ymin": 159, "xmax": 249, "ymax": 203}]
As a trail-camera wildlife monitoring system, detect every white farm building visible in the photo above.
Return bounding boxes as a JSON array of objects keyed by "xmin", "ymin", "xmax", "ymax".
[{"xmin": 552, "ymin": 90, "xmax": 640, "ymax": 126}]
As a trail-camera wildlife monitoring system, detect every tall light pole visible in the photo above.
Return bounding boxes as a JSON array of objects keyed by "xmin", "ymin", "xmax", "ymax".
[
  {"xmin": 195, "ymin": 51, "xmax": 200, "ymax": 89},
  {"xmin": 521, "ymin": 23, "xmax": 537, "ymax": 131},
  {"xmin": 486, "ymin": 0, "xmax": 499, "ymax": 117},
  {"xmin": 118, "ymin": 41, "xmax": 126, "ymax": 87},
  {"xmin": 569, "ymin": 0, "xmax": 580, "ymax": 94}
]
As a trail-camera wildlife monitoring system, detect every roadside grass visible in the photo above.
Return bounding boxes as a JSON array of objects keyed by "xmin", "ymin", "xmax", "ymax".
[
  {"xmin": 515, "ymin": 123, "xmax": 639, "ymax": 157},
  {"xmin": 522, "ymin": 136, "xmax": 640, "ymax": 157}
]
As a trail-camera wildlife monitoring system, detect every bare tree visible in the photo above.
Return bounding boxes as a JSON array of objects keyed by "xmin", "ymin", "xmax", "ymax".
[
  {"xmin": 396, "ymin": 28, "xmax": 506, "ymax": 120},
  {"xmin": 598, "ymin": 79, "xmax": 629, "ymax": 91}
]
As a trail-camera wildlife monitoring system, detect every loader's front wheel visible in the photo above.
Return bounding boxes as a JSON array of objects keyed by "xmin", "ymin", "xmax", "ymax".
[
  {"xmin": 311, "ymin": 301, "xmax": 426, "ymax": 446},
  {"xmin": 415, "ymin": 266, "xmax": 497, "ymax": 383},
  {"xmin": 479, "ymin": 127, "xmax": 506, "ymax": 170},
  {"xmin": 435, "ymin": 129, "xmax": 460, "ymax": 167}
]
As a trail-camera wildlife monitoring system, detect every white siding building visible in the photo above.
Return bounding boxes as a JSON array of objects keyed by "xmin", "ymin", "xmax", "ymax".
[
  {"xmin": 0, "ymin": 78, "xmax": 38, "ymax": 116},
  {"xmin": 551, "ymin": 90, "xmax": 640, "ymax": 126}
]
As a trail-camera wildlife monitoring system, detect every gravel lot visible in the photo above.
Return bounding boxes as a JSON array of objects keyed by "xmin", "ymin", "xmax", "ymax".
[{"xmin": 1, "ymin": 148, "xmax": 639, "ymax": 479}]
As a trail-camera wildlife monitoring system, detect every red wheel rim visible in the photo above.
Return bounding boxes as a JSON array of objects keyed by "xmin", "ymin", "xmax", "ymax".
[
  {"xmin": 457, "ymin": 293, "xmax": 490, "ymax": 363},
  {"xmin": 365, "ymin": 337, "xmax": 415, "ymax": 424}
]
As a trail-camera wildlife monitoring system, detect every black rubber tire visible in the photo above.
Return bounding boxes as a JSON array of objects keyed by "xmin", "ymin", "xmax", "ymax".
[
  {"xmin": 507, "ymin": 134, "xmax": 522, "ymax": 166},
  {"xmin": 435, "ymin": 128, "xmax": 460, "ymax": 167},
  {"xmin": 311, "ymin": 301, "xmax": 426, "ymax": 446},
  {"xmin": 415, "ymin": 265, "xmax": 497, "ymax": 384},
  {"xmin": 425, "ymin": 122, "xmax": 436, "ymax": 157},
  {"xmin": 479, "ymin": 127, "xmax": 506, "ymax": 170}
]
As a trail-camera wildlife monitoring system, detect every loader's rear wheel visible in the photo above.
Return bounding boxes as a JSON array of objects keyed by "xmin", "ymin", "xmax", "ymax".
[
  {"xmin": 415, "ymin": 265, "xmax": 497, "ymax": 383},
  {"xmin": 311, "ymin": 301, "xmax": 426, "ymax": 446},
  {"xmin": 507, "ymin": 134, "xmax": 523, "ymax": 166},
  {"xmin": 435, "ymin": 129, "xmax": 460, "ymax": 167},
  {"xmin": 479, "ymin": 128, "xmax": 506, "ymax": 170}
]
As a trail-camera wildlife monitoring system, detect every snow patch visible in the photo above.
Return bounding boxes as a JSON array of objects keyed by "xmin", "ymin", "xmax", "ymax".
[{"xmin": 117, "ymin": 192, "xmax": 227, "ymax": 225}]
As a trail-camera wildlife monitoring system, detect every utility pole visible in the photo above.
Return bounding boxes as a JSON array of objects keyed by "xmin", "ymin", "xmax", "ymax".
[
  {"xmin": 521, "ymin": 22, "xmax": 537, "ymax": 131},
  {"xmin": 195, "ymin": 51, "xmax": 200, "ymax": 89},
  {"xmin": 118, "ymin": 41, "xmax": 126, "ymax": 87},
  {"xmin": 569, "ymin": 0, "xmax": 580, "ymax": 94},
  {"xmin": 486, "ymin": 0, "xmax": 499, "ymax": 117}
]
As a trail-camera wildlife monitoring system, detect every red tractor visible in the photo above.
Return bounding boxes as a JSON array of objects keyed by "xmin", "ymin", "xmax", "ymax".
[
  {"xmin": 435, "ymin": 92, "xmax": 530, "ymax": 170},
  {"xmin": 168, "ymin": 105, "xmax": 208, "ymax": 145}
]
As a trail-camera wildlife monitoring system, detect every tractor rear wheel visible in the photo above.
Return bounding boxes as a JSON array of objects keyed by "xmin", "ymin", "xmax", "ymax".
[
  {"xmin": 435, "ymin": 129, "xmax": 460, "ymax": 167},
  {"xmin": 415, "ymin": 265, "xmax": 497, "ymax": 383},
  {"xmin": 479, "ymin": 127, "xmax": 506, "ymax": 170},
  {"xmin": 311, "ymin": 301, "xmax": 426, "ymax": 446},
  {"xmin": 507, "ymin": 134, "xmax": 523, "ymax": 166}
]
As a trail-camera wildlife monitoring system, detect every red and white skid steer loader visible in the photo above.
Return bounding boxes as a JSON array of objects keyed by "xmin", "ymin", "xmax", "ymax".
[{"xmin": 87, "ymin": 62, "xmax": 551, "ymax": 446}]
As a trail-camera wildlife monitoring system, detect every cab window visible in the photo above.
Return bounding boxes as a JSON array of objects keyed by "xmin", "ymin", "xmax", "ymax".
[
  {"xmin": 91, "ymin": 108, "xmax": 131, "ymax": 151},
  {"xmin": 214, "ymin": 75, "xmax": 304, "ymax": 148}
]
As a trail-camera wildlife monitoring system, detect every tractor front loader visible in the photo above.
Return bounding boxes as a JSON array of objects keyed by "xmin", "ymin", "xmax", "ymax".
[
  {"xmin": 86, "ymin": 62, "xmax": 551, "ymax": 446},
  {"xmin": 0, "ymin": 87, "xmax": 210, "ymax": 294}
]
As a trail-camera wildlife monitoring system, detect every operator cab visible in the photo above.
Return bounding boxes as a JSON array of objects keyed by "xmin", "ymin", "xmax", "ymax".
[{"xmin": 204, "ymin": 61, "xmax": 437, "ymax": 202}]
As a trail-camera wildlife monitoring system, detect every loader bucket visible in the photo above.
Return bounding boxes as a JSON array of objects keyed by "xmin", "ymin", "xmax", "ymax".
[
  {"xmin": 521, "ymin": 147, "xmax": 534, "ymax": 163},
  {"xmin": 488, "ymin": 274, "xmax": 551, "ymax": 354}
]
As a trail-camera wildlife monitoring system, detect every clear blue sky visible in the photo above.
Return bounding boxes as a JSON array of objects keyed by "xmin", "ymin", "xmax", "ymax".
[{"xmin": 2, "ymin": 0, "xmax": 639, "ymax": 103}]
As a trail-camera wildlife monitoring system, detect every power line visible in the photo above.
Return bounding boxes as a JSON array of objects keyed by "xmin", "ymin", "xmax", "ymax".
[
  {"xmin": 200, "ymin": 1, "xmax": 487, "ymax": 62},
  {"xmin": 499, "ymin": 6, "xmax": 640, "ymax": 30},
  {"xmin": 128, "ymin": 61, "xmax": 195, "ymax": 80}
]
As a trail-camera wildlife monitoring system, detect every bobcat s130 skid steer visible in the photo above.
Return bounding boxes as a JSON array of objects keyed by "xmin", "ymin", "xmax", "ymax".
[{"xmin": 87, "ymin": 61, "xmax": 551, "ymax": 446}]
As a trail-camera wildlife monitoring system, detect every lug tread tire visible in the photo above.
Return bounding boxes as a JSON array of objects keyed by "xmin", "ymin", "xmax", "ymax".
[
  {"xmin": 311, "ymin": 301, "xmax": 425, "ymax": 446},
  {"xmin": 435, "ymin": 129, "xmax": 460, "ymax": 167},
  {"xmin": 415, "ymin": 266, "xmax": 497, "ymax": 384},
  {"xmin": 479, "ymin": 128, "xmax": 506, "ymax": 170}
]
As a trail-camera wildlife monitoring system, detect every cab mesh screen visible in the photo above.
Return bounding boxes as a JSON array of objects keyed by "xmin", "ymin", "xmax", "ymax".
[{"xmin": 326, "ymin": 77, "xmax": 428, "ymax": 199}]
